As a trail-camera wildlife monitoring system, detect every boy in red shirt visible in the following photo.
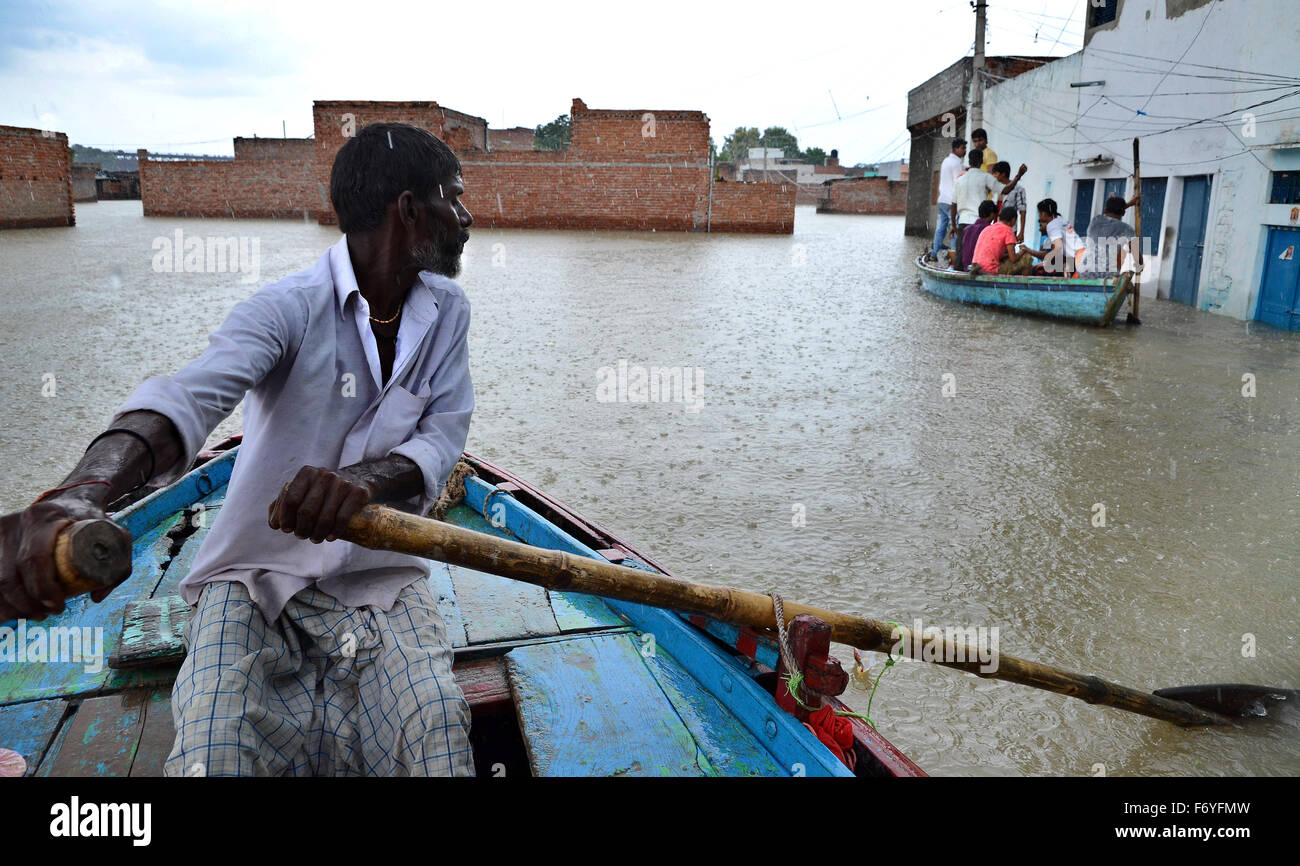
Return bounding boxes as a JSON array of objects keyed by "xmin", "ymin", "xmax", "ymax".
[{"xmin": 970, "ymin": 206, "xmax": 1033, "ymax": 276}]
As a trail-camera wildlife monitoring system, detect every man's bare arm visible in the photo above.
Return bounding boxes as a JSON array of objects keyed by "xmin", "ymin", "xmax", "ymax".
[
  {"xmin": 55, "ymin": 411, "xmax": 184, "ymax": 509},
  {"xmin": 1000, "ymin": 164, "xmax": 1028, "ymax": 195},
  {"xmin": 268, "ymin": 455, "xmax": 425, "ymax": 544},
  {"xmin": 0, "ymin": 410, "xmax": 183, "ymax": 620}
]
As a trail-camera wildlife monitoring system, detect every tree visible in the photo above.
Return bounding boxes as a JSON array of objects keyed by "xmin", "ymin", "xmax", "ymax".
[
  {"xmin": 801, "ymin": 146, "xmax": 828, "ymax": 166},
  {"xmin": 720, "ymin": 127, "xmax": 761, "ymax": 163},
  {"xmin": 534, "ymin": 114, "xmax": 570, "ymax": 150},
  {"xmin": 760, "ymin": 126, "xmax": 799, "ymax": 158}
]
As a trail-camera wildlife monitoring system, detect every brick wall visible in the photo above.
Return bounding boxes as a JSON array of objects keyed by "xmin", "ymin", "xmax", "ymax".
[
  {"xmin": 461, "ymin": 152, "xmax": 712, "ymax": 231},
  {"xmin": 0, "ymin": 125, "xmax": 74, "ymax": 229},
  {"xmin": 816, "ymin": 177, "xmax": 909, "ymax": 215},
  {"xmin": 488, "ymin": 127, "xmax": 534, "ymax": 151},
  {"xmin": 233, "ymin": 137, "xmax": 315, "ymax": 162},
  {"xmin": 138, "ymin": 97, "xmax": 795, "ymax": 233},
  {"xmin": 711, "ymin": 181, "xmax": 796, "ymax": 233},
  {"xmin": 139, "ymin": 150, "xmax": 316, "ymax": 219}
]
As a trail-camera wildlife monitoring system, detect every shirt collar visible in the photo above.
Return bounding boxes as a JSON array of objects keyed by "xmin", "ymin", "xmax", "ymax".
[{"xmin": 329, "ymin": 235, "xmax": 442, "ymax": 325}]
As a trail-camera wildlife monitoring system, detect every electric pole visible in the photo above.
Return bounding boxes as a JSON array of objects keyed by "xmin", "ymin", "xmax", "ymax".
[{"xmin": 971, "ymin": 0, "xmax": 987, "ymax": 134}]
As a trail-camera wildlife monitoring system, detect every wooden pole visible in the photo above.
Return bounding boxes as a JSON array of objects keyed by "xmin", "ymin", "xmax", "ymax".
[
  {"xmin": 338, "ymin": 504, "xmax": 1229, "ymax": 728},
  {"xmin": 1130, "ymin": 137, "xmax": 1143, "ymax": 321}
]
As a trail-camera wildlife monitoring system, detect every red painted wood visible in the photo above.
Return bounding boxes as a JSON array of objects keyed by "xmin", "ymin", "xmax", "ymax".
[{"xmin": 453, "ymin": 657, "xmax": 512, "ymax": 712}]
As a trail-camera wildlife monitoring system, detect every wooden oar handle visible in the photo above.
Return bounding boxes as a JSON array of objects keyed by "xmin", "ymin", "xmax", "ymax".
[
  {"xmin": 341, "ymin": 504, "xmax": 1231, "ymax": 727},
  {"xmin": 53, "ymin": 519, "xmax": 132, "ymax": 596}
]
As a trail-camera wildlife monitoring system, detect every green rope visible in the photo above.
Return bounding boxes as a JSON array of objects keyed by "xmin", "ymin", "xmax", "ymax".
[{"xmin": 782, "ymin": 638, "xmax": 900, "ymax": 730}]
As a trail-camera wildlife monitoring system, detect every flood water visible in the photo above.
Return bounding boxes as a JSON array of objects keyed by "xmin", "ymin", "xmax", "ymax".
[{"xmin": 2, "ymin": 200, "xmax": 1296, "ymax": 776}]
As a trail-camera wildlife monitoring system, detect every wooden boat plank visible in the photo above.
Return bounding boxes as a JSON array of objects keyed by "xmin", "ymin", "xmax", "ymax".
[
  {"xmin": 452, "ymin": 656, "xmax": 512, "ymax": 712},
  {"xmin": 127, "ymin": 690, "xmax": 174, "ymax": 777},
  {"xmin": 38, "ymin": 692, "xmax": 148, "ymax": 777},
  {"xmin": 461, "ymin": 475, "xmax": 852, "ymax": 776},
  {"xmin": 0, "ymin": 698, "xmax": 69, "ymax": 776},
  {"xmin": 451, "ymin": 627, "xmax": 634, "ymax": 662},
  {"xmin": 607, "ymin": 596, "xmax": 853, "ymax": 777},
  {"xmin": 505, "ymin": 632, "xmax": 708, "ymax": 776},
  {"xmin": 457, "ymin": 479, "xmax": 626, "ymax": 632},
  {"xmin": 450, "ymin": 563, "xmax": 562, "ymax": 645},
  {"xmin": 427, "ymin": 561, "xmax": 469, "ymax": 647},
  {"xmin": 149, "ymin": 492, "xmax": 226, "ymax": 599},
  {"xmin": 640, "ymin": 643, "xmax": 785, "ymax": 777},
  {"xmin": 547, "ymin": 590, "xmax": 628, "ymax": 632},
  {"xmin": 0, "ymin": 517, "xmax": 180, "ymax": 706}
]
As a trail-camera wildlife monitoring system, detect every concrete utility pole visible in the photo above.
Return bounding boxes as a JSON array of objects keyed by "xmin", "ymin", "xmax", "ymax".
[{"xmin": 971, "ymin": 0, "xmax": 987, "ymax": 134}]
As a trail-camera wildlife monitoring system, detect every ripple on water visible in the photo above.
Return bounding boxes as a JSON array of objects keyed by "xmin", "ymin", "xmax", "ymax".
[{"xmin": 3, "ymin": 204, "xmax": 1298, "ymax": 775}]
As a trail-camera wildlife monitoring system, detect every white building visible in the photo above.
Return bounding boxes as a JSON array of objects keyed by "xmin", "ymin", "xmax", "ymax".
[{"xmin": 979, "ymin": 0, "xmax": 1300, "ymax": 327}]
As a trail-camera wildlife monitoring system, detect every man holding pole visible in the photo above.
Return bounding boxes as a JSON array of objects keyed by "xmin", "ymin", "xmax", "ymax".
[{"xmin": 0, "ymin": 123, "xmax": 477, "ymax": 777}]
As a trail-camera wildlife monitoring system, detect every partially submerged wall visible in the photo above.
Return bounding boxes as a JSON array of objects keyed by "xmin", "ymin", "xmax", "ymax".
[
  {"xmin": 817, "ymin": 177, "xmax": 910, "ymax": 215},
  {"xmin": 0, "ymin": 125, "xmax": 74, "ymax": 229},
  {"xmin": 140, "ymin": 98, "xmax": 795, "ymax": 233}
]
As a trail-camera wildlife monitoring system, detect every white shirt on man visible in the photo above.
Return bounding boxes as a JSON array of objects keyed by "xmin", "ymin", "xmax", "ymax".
[
  {"xmin": 937, "ymin": 152, "xmax": 964, "ymax": 206},
  {"xmin": 953, "ymin": 167, "xmax": 999, "ymax": 224}
]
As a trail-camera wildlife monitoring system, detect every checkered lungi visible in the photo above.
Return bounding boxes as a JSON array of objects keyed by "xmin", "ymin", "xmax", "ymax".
[{"xmin": 164, "ymin": 578, "xmax": 473, "ymax": 777}]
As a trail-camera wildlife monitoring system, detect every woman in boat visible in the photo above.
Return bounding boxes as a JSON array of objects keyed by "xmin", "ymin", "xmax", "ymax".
[{"xmin": 0, "ymin": 123, "xmax": 478, "ymax": 777}]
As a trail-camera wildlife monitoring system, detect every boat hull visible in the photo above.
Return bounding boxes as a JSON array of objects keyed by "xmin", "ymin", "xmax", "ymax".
[
  {"xmin": 916, "ymin": 256, "xmax": 1131, "ymax": 326},
  {"xmin": 0, "ymin": 447, "xmax": 923, "ymax": 777}
]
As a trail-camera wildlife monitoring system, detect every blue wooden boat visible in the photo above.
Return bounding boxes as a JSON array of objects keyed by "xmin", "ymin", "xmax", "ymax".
[
  {"xmin": 915, "ymin": 255, "xmax": 1134, "ymax": 326},
  {"xmin": 0, "ymin": 444, "xmax": 923, "ymax": 777}
]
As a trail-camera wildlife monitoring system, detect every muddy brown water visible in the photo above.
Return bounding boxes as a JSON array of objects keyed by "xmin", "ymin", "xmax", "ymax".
[{"xmin": 2, "ymin": 200, "xmax": 1296, "ymax": 775}]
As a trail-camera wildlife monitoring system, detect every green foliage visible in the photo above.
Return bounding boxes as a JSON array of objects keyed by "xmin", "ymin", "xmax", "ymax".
[
  {"xmin": 533, "ymin": 114, "xmax": 571, "ymax": 151},
  {"xmin": 801, "ymin": 146, "xmax": 828, "ymax": 166},
  {"xmin": 759, "ymin": 126, "xmax": 799, "ymax": 158},
  {"xmin": 70, "ymin": 144, "xmax": 137, "ymax": 171},
  {"xmin": 720, "ymin": 126, "xmax": 761, "ymax": 163}
]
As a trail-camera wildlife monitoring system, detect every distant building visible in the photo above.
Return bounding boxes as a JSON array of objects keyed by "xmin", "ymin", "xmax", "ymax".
[
  {"xmin": 738, "ymin": 147, "xmax": 853, "ymax": 205},
  {"xmin": 139, "ymin": 97, "xmax": 795, "ymax": 233},
  {"xmin": 488, "ymin": 126, "xmax": 534, "ymax": 151},
  {"xmin": 875, "ymin": 159, "xmax": 909, "ymax": 182},
  {"xmin": 96, "ymin": 170, "xmax": 141, "ymax": 200},
  {"xmin": 72, "ymin": 163, "xmax": 99, "ymax": 202},
  {"xmin": 904, "ymin": 55, "xmax": 1054, "ymax": 237}
]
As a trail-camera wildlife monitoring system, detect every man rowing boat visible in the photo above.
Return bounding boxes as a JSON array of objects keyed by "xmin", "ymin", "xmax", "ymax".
[{"xmin": 0, "ymin": 123, "xmax": 476, "ymax": 776}]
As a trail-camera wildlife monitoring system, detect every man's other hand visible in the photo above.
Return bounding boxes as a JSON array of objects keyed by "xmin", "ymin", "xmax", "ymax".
[
  {"xmin": 0, "ymin": 495, "xmax": 125, "ymax": 622},
  {"xmin": 269, "ymin": 466, "xmax": 376, "ymax": 544}
]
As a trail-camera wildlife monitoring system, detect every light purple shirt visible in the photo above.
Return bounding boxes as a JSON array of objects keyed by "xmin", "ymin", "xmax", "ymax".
[{"xmin": 115, "ymin": 236, "xmax": 474, "ymax": 621}]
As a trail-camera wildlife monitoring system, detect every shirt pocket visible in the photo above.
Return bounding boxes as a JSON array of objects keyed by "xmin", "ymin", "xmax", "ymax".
[{"xmin": 365, "ymin": 381, "xmax": 431, "ymax": 460}]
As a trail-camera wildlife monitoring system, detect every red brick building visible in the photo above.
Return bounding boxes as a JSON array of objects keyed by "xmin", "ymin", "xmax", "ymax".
[
  {"xmin": 141, "ymin": 98, "xmax": 794, "ymax": 233},
  {"xmin": 0, "ymin": 125, "xmax": 75, "ymax": 229}
]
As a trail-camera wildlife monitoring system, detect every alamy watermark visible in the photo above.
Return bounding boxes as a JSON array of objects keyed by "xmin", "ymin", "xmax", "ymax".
[
  {"xmin": 889, "ymin": 618, "xmax": 1000, "ymax": 674},
  {"xmin": 0, "ymin": 620, "xmax": 105, "ymax": 673},
  {"xmin": 152, "ymin": 229, "xmax": 261, "ymax": 285},
  {"xmin": 596, "ymin": 359, "xmax": 705, "ymax": 413}
]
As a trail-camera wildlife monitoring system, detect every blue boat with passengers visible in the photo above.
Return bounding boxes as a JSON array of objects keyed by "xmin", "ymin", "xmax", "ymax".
[{"xmin": 916, "ymin": 255, "xmax": 1135, "ymax": 326}]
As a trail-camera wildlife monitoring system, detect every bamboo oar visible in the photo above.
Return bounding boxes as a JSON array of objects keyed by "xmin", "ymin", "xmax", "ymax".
[
  {"xmin": 1129, "ymin": 137, "xmax": 1143, "ymax": 323},
  {"xmin": 42, "ymin": 510, "xmax": 1288, "ymax": 726},
  {"xmin": 335, "ymin": 504, "xmax": 1232, "ymax": 727}
]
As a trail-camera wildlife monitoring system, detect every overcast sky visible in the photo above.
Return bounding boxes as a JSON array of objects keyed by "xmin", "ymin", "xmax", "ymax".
[{"xmin": 1, "ymin": 0, "xmax": 1085, "ymax": 164}]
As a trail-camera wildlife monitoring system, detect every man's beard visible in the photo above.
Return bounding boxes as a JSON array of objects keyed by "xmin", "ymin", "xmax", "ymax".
[{"xmin": 409, "ymin": 233, "xmax": 466, "ymax": 278}]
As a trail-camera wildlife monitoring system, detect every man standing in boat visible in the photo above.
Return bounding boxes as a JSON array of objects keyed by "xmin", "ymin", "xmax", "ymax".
[
  {"xmin": 926, "ymin": 137, "xmax": 966, "ymax": 265},
  {"xmin": 0, "ymin": 123, "xmax": 477, "ymax": 777}
]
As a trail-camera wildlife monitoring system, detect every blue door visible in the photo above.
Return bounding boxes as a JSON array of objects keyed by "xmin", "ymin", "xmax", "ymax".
[
  {"xmin": 1256, "ymin": 226, "xmax": 1300, "ymax": 330},
  {"xmin": 1170, "ymin": 175, "xmax": 1212, "ymax": 306},
  {"xmin": 1103, "ymin": 178, "xmax": 1126, "ymax": 206},
  {"xmin": 1073, "ymin": 180, "xmax": 1095, "ymax": 238}
]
